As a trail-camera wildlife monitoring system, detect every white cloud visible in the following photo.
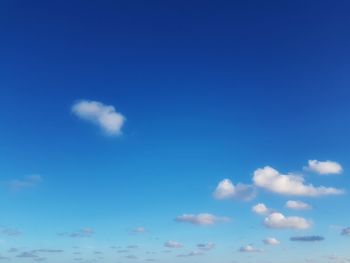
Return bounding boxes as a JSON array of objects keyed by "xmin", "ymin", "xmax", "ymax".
[
  {"xmin": 213, "ymin": 179, "xmax": 255, "ymax": 201},
  {"xmin": 263, "ymin": 237, "xmax": 280, "ymax": 245},
  {"xmin": 253, "ymin": 166, "xmax": 344, "ymax": 196},
  {"xmin": 175, "ymin": 213, "xmax": 230, "ymax": 226},
  {"xmin": 264, "ymin": 212, "xmax": 311, "ymax": 230},
  {"xmin": 286, "ymin": 200, "xmax": 311, "ymax": 210},
  {"xmin": 239, "ymin": 245, "xmax": 263, "ymax": 253},
  {"xmin": 306, "ymin": 160, "xmax": 343, "ymax": 175},
  {"xmin": 164, "ymin": 241, "xmax": 183, "ymax": 248},
  {"xmin": 8, "ymin": 175, "xmax": 42, "ymax": 191},
  {"xmin": 72, "ymin": 100, "xmax": 125, "ymax": 135},
  {"xmin": 252, "ymin": 203, "xmax": 272, "ymax": 216}
]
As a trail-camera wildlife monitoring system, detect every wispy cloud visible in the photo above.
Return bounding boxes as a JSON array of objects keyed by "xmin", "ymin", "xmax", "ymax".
[
  {"xmin": 0, "ymin": 227, "xmax": 22, "ymax": 237},
  {"xmin": 239, "ymin": 245, "xmax": 263, "ymax": 253},
  {"xmin": 72, "ymin": 100, "xmax": 125, "ymax": 135},
  {"xmin": 253, "ymin": 166, "xmax": 344, "ymax": 196},
  {"xmin": 164, "ymin": 240, "xmax": 183, "ymax": 248},
  {"xmin": 59, "ymin": 228, "xmax": 94, "ymax": 238},
  {"xmin": 8, "ymin": 175, "xmax": 42, "ymax": 191},
  {"xmin": 175, "ymin": 213, "xmax": 230, "ymax": 226},
  {"xmin": 177, "ymin": 251, "xmax": 203, "ymax": 257},
  {"xmin": 286, "ymin": 200, "xmax": 312, "ymax": 210},
  {"xmin": 197, "ymin": 242, "xmax": 215, "ymax": 251},
  {"xmin": 131, "ymin": 227, "xmax": 146, "ymax": 234},
  {"xmin": 290, "ymin": 236, "xmax": 325, "ymax": 242}
]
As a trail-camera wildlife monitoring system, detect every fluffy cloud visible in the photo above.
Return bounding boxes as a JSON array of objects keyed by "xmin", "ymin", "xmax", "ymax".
[
  {"xmin": 213, "ymin": 179, "xmax": 255, "ymax": 201},
  {"xmin": 239, "ymin": 245, "xmax": 263, "ymax": 253},
  {"xmin": 290, "ymin": 236, "xmax": 324, "ymax": 242},
  {"xmin": 164, "ymin": 241, "xmax": 183, "ymax": 248},
  {"xmin": 8, "ymin": 175, "xmax": 42, "ymax": 191},
  {"xmin": 197, "ymin": 243, "xmax": 215, "ymax": 251},
  {"xmin": 72, "ymin": 100, "xmax": 125, "ymax": 135},
  {"xmin": 264, "ymin": 212, "xmax": 311, "ymax": 230},
  {"xmin": 306, "ymin": 160, "xmax": 343, "ymax": 175},
  {"xmin": 263, "ymin": 237, "xmax": 280, "ymax": 245},
  {"xmin": 341, "ymin": 227, "xmax": 350, "ymax": 236},
  {"xmin": 252, "ymin": 203, "xmax": 272, "ymax": 216},
  {"xmin": 175, "ymin": 213, "xmax": 230, "ymax": 226},
  {"xmin": 253, "ymin": 166, "xmax": 344, "ymax": 196},
  {"xmin": 286, "ymin": 200, "xmax": 311, "ymax": 210}
]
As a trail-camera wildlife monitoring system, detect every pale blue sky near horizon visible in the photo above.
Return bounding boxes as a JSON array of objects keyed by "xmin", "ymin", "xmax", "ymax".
[{"xmin": 0, "ymin": 1, "xmax": 350, "ymax": 262}]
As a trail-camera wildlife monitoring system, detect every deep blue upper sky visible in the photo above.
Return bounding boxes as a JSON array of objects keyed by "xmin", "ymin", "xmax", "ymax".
[{"xmin": 0, "ymin": 1, "xmax": 350, "ymax": 263}]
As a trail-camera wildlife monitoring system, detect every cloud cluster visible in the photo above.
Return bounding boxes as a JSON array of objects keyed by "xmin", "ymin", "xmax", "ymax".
[
  {"xmin": 175, "ymin": 213, "xmax": 230, "ymax": 226},
  {"xmin": 290, "ymin": 236, "xmax": 325, "ymax": 242},
  {"xmin": 72, "ymin": 100, "xmax": 125, "ymax": 135},
  {"xmin": 213, "ymin": 179, "xmax": 255, "ymax": 201},
  {"xmin": 306, "ymin": 160, "xmax": 343, "ymax": 175},
  {"xmin": 253, "ymin": 166, "xmax": 343, "ymax": 196},
  {"xmin": 264, "ymin": 212, "xmax": 311, "ymax": 229},
  {"xmin": 286, "ymin": 200, "xmax": 311, "ymax": 210}
]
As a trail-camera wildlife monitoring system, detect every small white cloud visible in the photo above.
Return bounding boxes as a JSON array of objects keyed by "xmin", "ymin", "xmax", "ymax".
[
  {"xmin": 213, "ymin": 179, "xmax": 255, "ymax": 201},
  {"xmin": 263, "ymin": 237, "xmax": 280, "ymax": 245},
  {"xmin": 239, "ymin": 245, "xmax": 263, "ymax": 253},
  {"xmin": 253, "ymin": 166, "xmax": 344, "ymax": 196},
  {"xmin": 286, "ymin": 200, "xmax": 311, "ymax": 210},
  {"xmin": 252, "ymin": 203, "xmax": 272, "ymax": 216},
  {"xmin": 175, "ymin": 213, "xmax": 230, "ymax": 226},
  {"xmin": 306, "ymin": 160, "xmax": 343, "ymax": 175},
  {"xmin": 164, "ymin": 241, "xmax": 183, "ymax": 248},
  {"xmin": 8, "ymin": 175, "xmax": 42, "ymax": 191},
  {"xmin": 72, "ymin": 100, "xmax": 125, "ymax": 135},
  {"xmin": 264, "ymin": 212, "xmax": 311, "ymax": 230}
]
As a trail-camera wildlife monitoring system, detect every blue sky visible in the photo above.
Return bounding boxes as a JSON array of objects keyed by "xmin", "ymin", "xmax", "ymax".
[{"xmin": 1, "ymin": 1, "xmax": 350, "ymax": 262}]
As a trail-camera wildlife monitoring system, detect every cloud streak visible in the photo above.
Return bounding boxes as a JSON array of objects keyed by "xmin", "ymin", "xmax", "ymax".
[
  {"xmin": 175, "ymin": 213, "xmax": 230, "ymax": 226},
  {"xmin": 290, "ymin": 236, "xmax": 325, "ymax": 242}
]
